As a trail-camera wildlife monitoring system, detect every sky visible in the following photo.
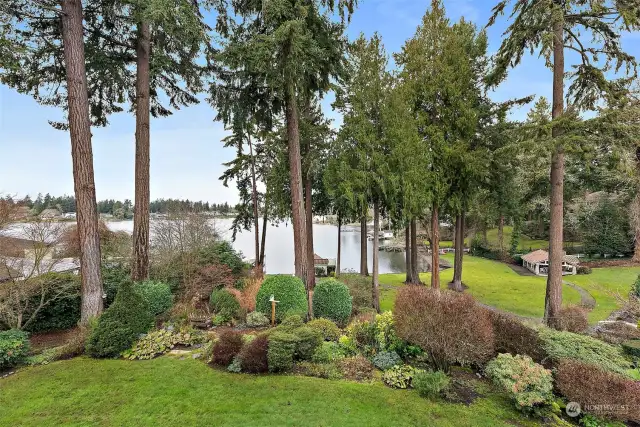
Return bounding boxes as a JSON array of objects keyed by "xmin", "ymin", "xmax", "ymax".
[{"xmin": 1, "ymin": 0, "xmax": 638, "ymax": 205}]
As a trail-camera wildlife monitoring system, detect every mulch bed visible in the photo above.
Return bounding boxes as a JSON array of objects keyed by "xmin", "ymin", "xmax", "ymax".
[{"xmin": 29, "ymin": 328, "xmax": 79, "ymax": 353}]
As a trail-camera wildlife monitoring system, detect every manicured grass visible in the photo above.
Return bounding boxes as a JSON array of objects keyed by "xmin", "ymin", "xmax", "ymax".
[
  {"xmin": 0, "ymin": 357, "xmax": 535, "ymax": 427},
  {"xmin": 380, "ymin": 255, "xmax": 582, "ymax": 319},
  {"xmin": 569, "ymin": 267, "xmax": 640, "ymax": 323}
]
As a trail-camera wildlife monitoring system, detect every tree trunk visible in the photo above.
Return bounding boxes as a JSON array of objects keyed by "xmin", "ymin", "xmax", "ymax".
[
  {"xmin": 451, "ymin": 213, "xmax": 464, "ymax": 291},
  {"xmin": 544, "ymin": 16, "xmax": 565, "ymax": 327},
  {"xmin": 284, "ymin": 81, "xmax": 309, "ymax": 300},
  {"xmin": 633, "ymin": 148, "xmax": 640, "ymax": 262},
  {"xmin": 410, "ymin": 217, "xmax": 419, "ymax": 283},
  {"xmin": 372, "ymin": 200, "xmax": 380, "ymax": 312},
  {"xmin": 259, "ymin": 201, "xmax": 268, "ymax": 269},
  {"xmin": 360, "ymin": 203, "xmax": 368, "ymax": 276},
  {"xmin": 431, "ymin": 204, "xmax": 440, "ymax": 289},
  {"xmin": 497, "ymin": 214, "xmax": 505, "ymax": 252},
  {"xmin": 61, "ymin": 0, "xmax": 103, "ymax": 324},
  {"xmin": 336, "ymin": 215, "xmax": 342, "ymax": 277},
  {"xmin": 132, "ymin": 21, "xmax": 151, "ymax": 282},
  {"xmin": 405, "ymin": 223, "xmax": 412, "ymax": 283},
  {"xmin": 304, "ymin": 175, "xmax": 315, "ymax": 289},
  {"xmin": 248, "ymin": 134, "xmax": 261, "ymax": 267}
]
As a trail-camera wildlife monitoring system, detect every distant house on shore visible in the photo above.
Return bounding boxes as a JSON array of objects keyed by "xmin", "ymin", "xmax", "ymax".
[
  {"xmin": 522, "ymin": 249, "xmax": 579, "ymax": 276},
  {"xmin": 314, "ymin": 253, "xmax": 336, "ymax": 277},
  {"xmin": 40, "ymin": 208, "xmax": 61, "ymax": 219}
]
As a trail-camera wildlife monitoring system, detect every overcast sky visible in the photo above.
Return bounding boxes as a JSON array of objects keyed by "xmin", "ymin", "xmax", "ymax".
[{"xmin": 1, "ymin": 0, "xmax": 638, "ymax": 204}]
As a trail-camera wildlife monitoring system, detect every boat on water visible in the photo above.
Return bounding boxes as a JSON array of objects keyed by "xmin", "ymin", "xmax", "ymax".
[{"xmin": 367, "ymin": 231, "xmax": 394, "ymax": 240}]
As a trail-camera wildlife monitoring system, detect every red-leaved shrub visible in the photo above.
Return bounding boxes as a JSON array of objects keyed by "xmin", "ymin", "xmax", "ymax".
[
  {"xmin": 239, "ymin": 335, "xmax": 269, "ymax": 373},
  {"xmin": 490, "ymin": 311, "xmax": 547, "ymax": 363},
  {"xmin": 394, "ymin": 287, "xmax": 494, "ymax": 371},
  {"xmin": 555, "ymin": 360, "xmax": 640, "ymax": 422},
  {"xmin": 551, "ymin": 305, "xmax": 589, "ymax": 333},
  {"xmin": 212, "ymin": 331, "xmax": 243, "ymax": 366}
]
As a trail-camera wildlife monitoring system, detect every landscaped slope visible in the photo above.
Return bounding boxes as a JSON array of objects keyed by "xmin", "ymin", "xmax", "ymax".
[{"xmin": 0, "ymin": 357, "xmax": 535, "ymax": 427}]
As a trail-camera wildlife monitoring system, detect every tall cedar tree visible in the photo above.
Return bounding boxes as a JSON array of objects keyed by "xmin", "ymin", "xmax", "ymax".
[
  {"xmin": 1, "ymin": 0, "xmax": 103, "ymax": 323},
  {"xmin": 211, "ymin": 0, "xmax": 355, "ymax": 308},
  {"xmin": 488, "ymin": 0, "xmax": 640, "ymax": 325}
]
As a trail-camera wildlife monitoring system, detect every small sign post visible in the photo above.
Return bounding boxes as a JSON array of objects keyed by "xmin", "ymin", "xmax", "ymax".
[{"xmin": 269, "ymin": 295, "xmax": 279, "ymax": 327}]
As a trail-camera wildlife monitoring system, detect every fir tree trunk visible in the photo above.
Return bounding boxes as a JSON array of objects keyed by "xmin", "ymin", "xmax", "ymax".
[
  {"xmin": 360, "ymin": 203, "xmax": 368, "ymax": 276},
  {"xmin": 451, "ymin": 213, "xmax": 464, "ymax": 291},
  {"xmin": 259, "ymin": 201, "xmax": 268, "ymax": 268},
  {"xmin": 372, "ymin": 200, "xmax": 380, "ymax": 312},
  {"xmin": 304, "ymin": 175, "xmax": 315, "ymax": 289},
  {"xmin": 284, "ymin": 81, "xmax": 309, "ymax": 297},
  {"xmin": 61, "ymin": 0, "xmax": 103, "ymax": 324},
  {"xmin": 498, "ymin": 214, "xmax": 505, "ymax": 253},
  {"xmin": 410, "ymin": 217, "xmax": 419, "ymax": 283},
  {"xmin": 248, "ymin": 134, "xmax": 261, "ymax": 268},
  {"xmin": 633, "ymin": 148, "xmax": 640, "ymax": 262},
  {"xmin": 336, "ymin": 215, "xmax": 342, "ymax": 277},
  {"xmin": 405, "ymin": 223, "xmax": 412, "ymax": 283},
  {"xmin": 132, "ymin": 21, "xmax": 151, "ymax": 282},
  {"xmin": 545, "ymin": 15, "xmax": 565, "ymax": 327},
  {"xmin": 431, "ymin": 203, "xmax": 440, "ymax": 289}
]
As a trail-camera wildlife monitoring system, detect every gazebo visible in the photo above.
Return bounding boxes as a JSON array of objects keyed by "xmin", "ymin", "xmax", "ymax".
[
  {"xmin": 314, "ymin": 253, "xmax": 336, "ymax": 277},
  {"xmin": 521, "ymin": 249, "xmax": 579, "ymax": 276}
]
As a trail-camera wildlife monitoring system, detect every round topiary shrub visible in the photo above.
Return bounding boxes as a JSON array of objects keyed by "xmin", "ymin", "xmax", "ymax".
[
  {"xmin": 246, "ymin": 311, "xmax": 270, "ymax": 327},
  {"xmin": 210, "ymin": 288, "xmax": 241, "ymax": 319},
  {"xmin": 312, "ymin": 279, "xmax": 352, "ymax": 326},
  {"xmin": 292, "ymin": 326, "xmax": 323, "ymax": 361},
  {"xmin": 307, "ymin": 318, "xmax": 341, "ymax": 341},
  {"xmin": 256, "ymin": 275, "xmax": 308, "ymax": 323},
  {"xmin": 86, "ymin": 283, "xmax": 155, "ymax": 358},
  {"xmin": 134, "ymin": 280, "xmax": 173, "ymax": 316},
  {"xmin": 268, "ymin": 331, "xmax": 298, "ymax": 372}
]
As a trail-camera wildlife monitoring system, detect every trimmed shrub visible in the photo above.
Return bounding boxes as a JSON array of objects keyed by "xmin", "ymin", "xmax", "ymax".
[
  {"xmin": 577, "ymin": 266, "xmax": 592, "ymax": 275},
  {"xmin": 239, "ymin": 334, "xmax": 269, "ymax": 373},
  {"xmin": 394, "ymin": 287, "xmax": 494, "ymax": 371},
  {"xmin": 134, "ymin": 281, "xmax": 173, "ymax": 316},
  {"xmin": 246, "ymin": 311, "xmax": 270, "ymax": 328},
  {"xmin": 550, "ymin": 305, "xmax": 588, "ymax": 333},
  {"xmin": 413, "ymin": 370, "xmax": 451, "ymax": 399},
  {"xmin": 556, "ymin": 360, "xmax": 640, "ymax": 422},
  {"xmin": 0, "ymin": 329, "xmax": 30, "ymax": 369},
  {"xmin": 485, "ymin": 354, "xmax": 553, "ymax": 412},
  {"xmin": 538, "ymin": 328, "xmax": 630, "ymax": 375},
  {"xmin": 382, "ymin": 365, "xmax": 421, "ymax": 389},
  {"xmin": 292, "ymin": 326, "xmax": 323, "ymax": 361},
  {"xmin": 255, "ymin": 275, "xmax": 308, "ymax": 323},
  {"xmin": 372, "ymin": 351, "xmax": 402, "ymax": 371},
  {"xmin": 198, "ymin": 241, "xmax": 246, "ymax": 275},
  {"xmin": 268, "ymin": 331, "xmax": 298, "ymax": 372},
  {"xmin": 212, "ymin": 330, "xmax": 244, "ymax": 366},
  {"xmin": 632, "ymin": 274, "xmax": 640, "ymax": 299},
  {"xmin": 210, "ymin": 288, "xmax": 241, "ymax": 319},
  {"xmin": 490, "ymin": 311, "xmax": 547, "ymax": 363},
  {"xmin": 312, "ymin": 341, "xmax": 345, "ymax": 364},
  {"xmin": 278, "ymin": 314, "xmax": 304, "ymax": 332},
  {"xmin": 86, "ymin": 283, "xmax": 154, "ymax": 358},
  {"xmin": 312, "ymin": 279, "xmax": 352, "ymax": 326},
  {"xmin": 294, "ymin": 362, "xmax": 343, "ymax": 380},
  {"xmin": 339, "ymin": 355, "xmax": 374, "ymax": 381},
  {"xmin": 307, "ymin": 318, "xmax": 341, "ymax": 342},
  {"xmin": 336, "ymin": 274, "xmax": 372, "ymax": 315},
  {"xmin": 622, "ymin": 340, "xmax": 640, "ymax": 358}
]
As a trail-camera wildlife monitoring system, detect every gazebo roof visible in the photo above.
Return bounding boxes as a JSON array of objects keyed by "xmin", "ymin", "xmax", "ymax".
[
  {"xmin": 314, "ymin": 253, "xmax": 329, "ymax": 265},
  {"xmin": 522, "ymin": 249, "xmax": 580, "ymax": 266}
]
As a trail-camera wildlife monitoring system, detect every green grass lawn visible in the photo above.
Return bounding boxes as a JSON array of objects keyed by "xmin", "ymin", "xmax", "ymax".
[
  {"xmin": 380, "ymin": 255, "xmax": 583, "ymax": 319},
  {"xmin": 0, "ymin": 357, "xmax": 536, "ymax": 427},
  {"xmin": 568, "ymin": 267, "xmax": 640, "ymax": 323}
]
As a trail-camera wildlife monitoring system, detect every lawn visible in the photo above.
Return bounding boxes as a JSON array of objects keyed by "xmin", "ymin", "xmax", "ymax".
[
  {"xmin": 380, "ymin": 255, "xmax": 583, "ymax": 319},
  {"xmin": 0, "ymin": 357, "xmax": 536, "ymax": 427},
  {"xmin": 568, "ymin": 267, "xmax": 640, "ymax": 323}
]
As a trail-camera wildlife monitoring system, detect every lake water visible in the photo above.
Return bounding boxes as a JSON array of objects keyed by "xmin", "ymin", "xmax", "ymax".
[{"xmin": 107, "ymin": 219, "xmax": 407, "ymax": 274}]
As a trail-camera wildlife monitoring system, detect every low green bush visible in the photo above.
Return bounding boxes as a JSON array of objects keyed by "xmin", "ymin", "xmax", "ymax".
[
  {"xmin": 86, "ymin": 283, "xmax": 155, "ymax": 358},
  {"xmin": 307, "ymin": 318, "xmax": 341, "ymax": 341},
  {"xmin": 577, "ymin": 266, "xmax": 592, "ymax": 275},
  {"xmin": 372, "ymin": 351, "xmax": 402, "ymax": 371},
  {"xmin": 312, "ymin": 341, "xmax": 345, "ymax": 364},
  {"xmin": 538, "ymin": 328, "xmax": 630, "ymax": 375},
  {"xmin": 134, "ymin": 281, "xmax": 173, "ymax": 316},
  {"xmin": 0, "ymin": 329, "xmax": 30, "ymax": 369},
  {"xmin": 631, "ymin": 274, "xmax": 640, "ymax": 299},
  {"xmin": 268, "ymin": 331, "xmax": 298, "ymax": 372},
  {"xmin": 246, "ymin": 311, "xmax": 270, "ymax": 327},
  {"xmin": 622, "ymin": 340, "xmax": 640, "ymax": 358},
  {"xmin": 294, "ymin": 362, "xmax": 343, "ymax": 380},
  {"xmin": 382, "ymin": 365, "xmax": 421, "ymax": 389},
  {"xmin": 121, "ymin": 327, "xmax": 203, "ymax": 360},
  {"xmin": 278, "ymin": 314, "xmax": 304, "ymax": 332},
  {"xmin": 413, "ymin": 370, "xmax": 451, "ymax": 399},
  {"xmin": 210, "ymin": 289, "xmax": 241, "ymax": 319},
  {"xmin": 292, "ymin": 326, "xmax": 322, "ymax": 361},
  {"xmin": 312, "ymin": 279, "xmax": 352, "ymax": 326},
  {"xmin": 485, "ymin": 353, "xmax": 553, "ymax": 413},
  {"xmin": 227, "ymin": 356, "xmax": 242, "ymax": 373},
  {"xmin": 255, "ymin": 275, "xmax": 308, "ymax": 323}
]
